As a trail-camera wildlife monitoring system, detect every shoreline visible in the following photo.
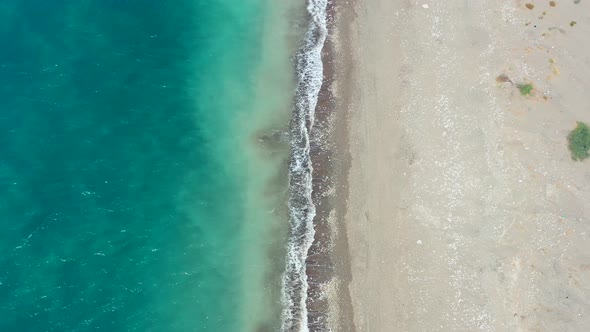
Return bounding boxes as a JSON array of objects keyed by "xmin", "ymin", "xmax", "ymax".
[
  {"xmin": 304, "ymin": 0, "xmax": 357, "ymax": 330},
  {"xmin": 280, "ymin": 0, "xmax": 329, "ymax": 330},
  {"xmin": 303, "ymin": 0, "xmax": 336, "ymax": 325}
]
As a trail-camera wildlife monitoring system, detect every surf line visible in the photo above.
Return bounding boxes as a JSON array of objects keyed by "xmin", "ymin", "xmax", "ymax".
[{"xmin": 281, "ymin": 0, "xmax": 328, "ymax": 331}]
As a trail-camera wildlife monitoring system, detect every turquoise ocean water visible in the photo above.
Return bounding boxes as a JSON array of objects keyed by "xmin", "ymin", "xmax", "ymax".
[{"xmin": 0, "ymin": 1, "xmax": 303, "ymax": 331}]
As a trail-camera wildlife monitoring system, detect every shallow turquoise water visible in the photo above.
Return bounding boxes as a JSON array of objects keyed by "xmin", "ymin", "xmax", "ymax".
[{"xmin": 0, "ymin": 1, "xmax": 295, "ymax": 331}]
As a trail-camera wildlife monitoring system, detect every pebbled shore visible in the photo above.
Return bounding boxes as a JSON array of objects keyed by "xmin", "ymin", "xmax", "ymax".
[{"xmin": 329, "ymin": 0, "xmax": 590, "ymax": 331}]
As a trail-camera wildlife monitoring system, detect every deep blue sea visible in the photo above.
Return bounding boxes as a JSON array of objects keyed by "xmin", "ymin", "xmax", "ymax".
[{"xmin": 0, "ymin": 1, "xmax": 300, "ymax": 331}]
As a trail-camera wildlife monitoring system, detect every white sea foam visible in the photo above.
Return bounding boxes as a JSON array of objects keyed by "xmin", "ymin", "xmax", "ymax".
[{"xmin": 281, "ymin": 0, "xmax": 328, "ymax": 331}]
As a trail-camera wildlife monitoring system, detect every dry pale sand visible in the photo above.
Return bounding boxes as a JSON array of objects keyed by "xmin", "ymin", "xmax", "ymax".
[{"xmin": 331, "ymin": 0, "xmax": 590, "ymax": 331}]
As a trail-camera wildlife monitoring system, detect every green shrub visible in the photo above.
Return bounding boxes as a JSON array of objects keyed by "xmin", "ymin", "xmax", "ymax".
[
  {"xmin": 517, "ymin": 83, "xmax": 534, "ymax": 96},
  {"xmin": 568, "ymin": 122, "xmax": 590, "ymax": 161}
]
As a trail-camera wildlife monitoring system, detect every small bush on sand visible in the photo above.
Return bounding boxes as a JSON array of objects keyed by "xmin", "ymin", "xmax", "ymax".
[
  {"xmin": 517, "ymin": 83, "xmax": 534, "ymax": 96},
  {"xmin": 568, "ymin": 122, "xmax": 590, "ymax": 161}
]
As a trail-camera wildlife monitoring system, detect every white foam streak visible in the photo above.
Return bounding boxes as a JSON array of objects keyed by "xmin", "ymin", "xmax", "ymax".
[{"xmin": 281, "ymin": 0, "xmax": 328, "ymax": 331}]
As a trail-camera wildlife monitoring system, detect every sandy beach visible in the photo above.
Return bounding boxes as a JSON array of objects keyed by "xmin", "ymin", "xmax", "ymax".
[{"xmin": 328, "ymin": 0, "xmax": 590, "ymax": 331}]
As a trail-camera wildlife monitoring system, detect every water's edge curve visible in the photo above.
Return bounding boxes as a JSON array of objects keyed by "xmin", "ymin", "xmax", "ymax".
[{"xmin": 281, "ymin": 0, "xmax": 328, "ymax": 331}]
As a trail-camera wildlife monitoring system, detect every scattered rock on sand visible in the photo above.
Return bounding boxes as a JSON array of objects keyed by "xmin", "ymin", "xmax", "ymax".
[{"xmin": 496, "ymin": 74, "xmax": 513, "ymax": 84}]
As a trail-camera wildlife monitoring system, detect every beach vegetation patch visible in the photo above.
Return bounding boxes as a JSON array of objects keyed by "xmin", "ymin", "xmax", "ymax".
[
  {"xmin": 517, "ymin": 83, "xmax": 534, "ymax": 96},
  {"xmin": 550, "ymin": 1, "xmax": 556, "ymax": 6},
  {"xmin": 568, "ymin": 122, "xmax": 590, "ymax": 161},
  {"xmin": 526, "ymin": 3, "xmax": 535, "ymax": 9}
]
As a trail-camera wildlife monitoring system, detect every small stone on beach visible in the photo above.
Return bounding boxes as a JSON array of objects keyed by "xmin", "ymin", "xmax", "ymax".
[{"xmin": 496, "ymin": 74, "xmax": 513, "ymax": 84}]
